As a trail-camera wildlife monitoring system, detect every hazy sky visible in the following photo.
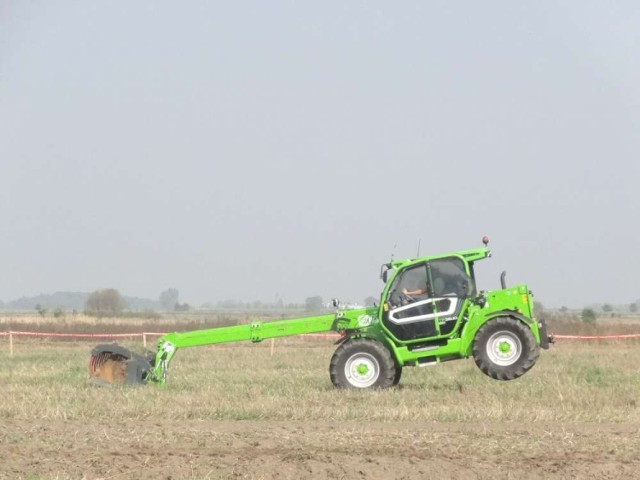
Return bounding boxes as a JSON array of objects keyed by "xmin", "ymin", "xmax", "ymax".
[{"xmin": 1, "ymin": 2, "xmax": 639, "ymax": 309}]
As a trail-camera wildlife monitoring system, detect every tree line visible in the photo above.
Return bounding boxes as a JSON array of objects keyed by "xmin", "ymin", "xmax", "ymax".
[{"xmin": 28, "ymin": 290, "xmax": 378, "ymax": 317}]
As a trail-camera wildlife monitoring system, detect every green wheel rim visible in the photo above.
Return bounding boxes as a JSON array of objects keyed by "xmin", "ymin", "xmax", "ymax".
[
  {"xmin": 345, "ymin": 353, "xmax": 380, "ymax": 388},
  {"xmin": 486, "ymin": 331, "xmax": 522, "ymax": 366}
]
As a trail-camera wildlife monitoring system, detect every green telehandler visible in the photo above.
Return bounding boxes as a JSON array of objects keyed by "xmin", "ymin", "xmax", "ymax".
[{"xmin": 89, "ymin": 237, "xmax": 552, "ymax": 388}]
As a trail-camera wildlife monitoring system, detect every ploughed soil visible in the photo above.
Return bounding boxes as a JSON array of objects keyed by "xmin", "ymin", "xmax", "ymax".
[{"xmin": 1, "ymin": 420, "xmax": 639, "ymax": 479}]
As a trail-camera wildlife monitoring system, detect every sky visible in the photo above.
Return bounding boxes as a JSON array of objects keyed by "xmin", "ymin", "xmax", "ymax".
[{"xmin": 1, "ymin": 1, "xmax": 639, "ymax": 309}]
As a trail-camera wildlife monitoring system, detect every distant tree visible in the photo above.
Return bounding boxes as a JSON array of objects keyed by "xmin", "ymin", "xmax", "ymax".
[
  {"xmin": 251, "ymin": 300, "xmax": 264, "ymax": 310},
  {"xmin": 53, "ymin": 307, "xmax": 65, "ymax": 319},
  {"xmin": 602, "ymin": 303, "xmax": 613, "ymax": 313},
  {"xmin": 364, "ymin": 296, "xmax": 377, "ymax": 307},
  {"xmin": 305, "ymin": 296, "xmax": 323, "ymax": 312},
  {"xmin": 159, "ymin": 288, "xmax": 180, "ymax": 311},
  {"xmin": 175, "ymin": 302, "xmax": 191, "ymax": 312},
  {"xmin": 629, "ymin": 303, "xmax": 638, "ymax": 313},
  {"xmin": 533, "ymin": 301, "xmax": 545, "ymax": 314},
  {"xmin": 581, "ymin": 308, "xmax": 597, "ymax": 324},
  {"xmin": 35, "ymin": 303, "xmax": 46, "ymax": 317},
  {"xmin": 85, "ymin": 289, "xmax": 126, "ymax": 315},
  {"xmin": 218, "ymin": 299, "xmax": 239, "ymax": 309},
  {"xmin": 560, "ymin": 306, "xmax": 569, "ymax": 313}
]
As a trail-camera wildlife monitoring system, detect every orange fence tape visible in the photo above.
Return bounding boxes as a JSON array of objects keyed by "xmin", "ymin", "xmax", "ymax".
[
  {"xmin": 0, "ymin": 331, "xmax": 337, "ymax": 339},
  {"xmin": 552, "ymin": 334, "xmax": 640, "ymax": 340},
  {"xmin": 3, "ymin": 331, "xmax": 166, "ymax": 338},
  {"xmin": 2, "ymin": 331, "xmax": 638, "ymax": 341}
]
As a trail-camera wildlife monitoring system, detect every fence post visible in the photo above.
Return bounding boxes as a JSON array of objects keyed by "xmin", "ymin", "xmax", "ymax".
[
  {"xmin": 270, "ymin": 337, "xmax": 275, "ymax": 357},
  {"xmin": 9, "ymin": 331, "xmax": 13, "ymax": 356},
  {"xmin": 143, "ymin": 333, "xmax": 147, "ymax": 349}
]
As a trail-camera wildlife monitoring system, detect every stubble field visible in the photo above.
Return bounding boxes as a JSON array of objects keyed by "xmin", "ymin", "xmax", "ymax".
[{"xmin": 1, "ymin": 318, "xmax": 640, "ymax": 479}]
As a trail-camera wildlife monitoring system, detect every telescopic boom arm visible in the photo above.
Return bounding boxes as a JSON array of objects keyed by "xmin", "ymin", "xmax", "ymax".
[{"xmin": 147, "ymin": 313, "xmax": 342, "ymax": 385}]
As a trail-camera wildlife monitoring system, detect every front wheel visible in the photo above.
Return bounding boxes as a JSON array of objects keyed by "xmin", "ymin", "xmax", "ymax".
[
  {"xmin": 330, "ymin": 339, "xmax": 396, "ymax": 389},
  {"xmin": 472, "ymin": 317, "xmax": 539, "ymax": 380}
]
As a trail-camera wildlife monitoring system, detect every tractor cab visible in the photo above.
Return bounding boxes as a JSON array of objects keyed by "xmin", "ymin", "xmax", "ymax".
[{"xmin": 381, "ymin": 255, "xmax": 478, "ymax": 342}]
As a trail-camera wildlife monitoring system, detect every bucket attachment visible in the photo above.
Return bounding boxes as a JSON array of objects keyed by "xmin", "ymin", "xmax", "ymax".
[{"xmin": 89, "ymin": 344, "xmax": 153, "ymax": 385}]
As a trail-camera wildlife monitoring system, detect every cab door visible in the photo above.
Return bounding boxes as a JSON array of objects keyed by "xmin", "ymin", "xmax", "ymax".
[
  {"xmin": 382, "ymin": 257, "xmax": 475, "ymax": 342},
  {"xmin": 383, "ymin": 263, "xmax": 439, "ymax": 341}
]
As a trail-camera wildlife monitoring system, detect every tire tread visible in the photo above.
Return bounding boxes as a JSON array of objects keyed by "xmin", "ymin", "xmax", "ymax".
[
  {"xmin": 472, "ymin": 317, "xmax": 539, "ymax": 381},
  {"xmin": 329, "ymin": 338, "xmax": 396, "ymax": 389}
]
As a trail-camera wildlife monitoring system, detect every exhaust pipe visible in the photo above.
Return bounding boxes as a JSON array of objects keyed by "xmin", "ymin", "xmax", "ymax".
[{"xmin": 500, "ymin": 271, "xmax": 507, "ymax": 289}]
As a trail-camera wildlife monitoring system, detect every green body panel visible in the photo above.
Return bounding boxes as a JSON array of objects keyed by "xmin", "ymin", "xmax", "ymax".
[
  {"xmin": 342, "ymin": 288, "xmax": 540, "ymax": 369},
  {"xmin": 166, "ymin": 313, "xmax": 338, "ymax": 347},
  {"xmin": 458, "ymin": 284, "xmax": 540, "ymax": 355},
  {"xmin": 145, "ymin": 244, "xmax": 546, "ymax": 385}
]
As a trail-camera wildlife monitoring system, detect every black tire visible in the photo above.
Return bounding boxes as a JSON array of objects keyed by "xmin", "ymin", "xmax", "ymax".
[
  {"xmin": 329, "ymin": 339, "xmax": 396, "ymax": 389},
  {"xmin": 472, "ymin": 317, "xmax": 539, "ymax": 381},
  {"xmin": 392, "ymin": 365, "xmax": 403, "ymax": 386}
]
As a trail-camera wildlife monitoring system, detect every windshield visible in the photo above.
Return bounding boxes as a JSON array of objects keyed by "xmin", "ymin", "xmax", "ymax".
[
  {"xmin": 429, "ymin": 257, "xmax": 476, "ymax": 298},
  {"xmin": 387, "ymin": 263, "xmax": 428, "ymax": 307},
  {"xmin": 386, "ymin": 257, "xmax": 475, "ymax": 306}
]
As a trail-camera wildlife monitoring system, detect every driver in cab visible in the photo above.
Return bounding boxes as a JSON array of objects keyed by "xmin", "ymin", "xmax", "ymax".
[{"xmin": 402, "ymin": 285, "xmax": 429, "ymax": 298}]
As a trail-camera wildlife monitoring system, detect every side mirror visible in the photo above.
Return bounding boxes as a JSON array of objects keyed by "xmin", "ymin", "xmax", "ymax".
[
  {"xmin": 331, "ymin": 298, "xmax": 340, "ymax": 308},
  {"xmin": 475, "ymin": 291, "xmax": 487, "ymax": 307},
  {"xmin": 380, "ymin": 264, "xmax": 393, "ymax": 283}
]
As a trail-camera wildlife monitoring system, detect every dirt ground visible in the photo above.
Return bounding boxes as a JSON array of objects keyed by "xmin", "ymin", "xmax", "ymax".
[{"xmin": 1, "ymin": 420, "xmax": 639, "ymax": 479}]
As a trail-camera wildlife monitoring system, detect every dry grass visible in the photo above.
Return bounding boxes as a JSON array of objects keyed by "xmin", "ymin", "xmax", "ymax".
[
  {"xmin": 3, "ymin": 322, "xmax": 640, "ymax": 480},
  {"xmin": 0, "ymin": 312, "xmax": 293, "ymax": 336},
  {"xmin": 1, "ymin": 333, "xmax": 640, "ymax": 424}
]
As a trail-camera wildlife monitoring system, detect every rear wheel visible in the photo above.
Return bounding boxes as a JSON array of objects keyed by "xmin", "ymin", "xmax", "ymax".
[
  {"xmin": 330, "ymin": 339, "xmax": 396, "ymax": 389},
  {"xmin": 392, "ymin": 365, "xmax": 403, "ymax": 386},
  {"xmin": 472, "ymin": 317, "xmax": 539, "ymax": 380}
]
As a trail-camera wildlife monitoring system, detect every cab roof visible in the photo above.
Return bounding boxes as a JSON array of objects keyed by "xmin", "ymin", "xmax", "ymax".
[{"xmin": 389, "ymin": 247, "xmax": 490, "ymax": 269}]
